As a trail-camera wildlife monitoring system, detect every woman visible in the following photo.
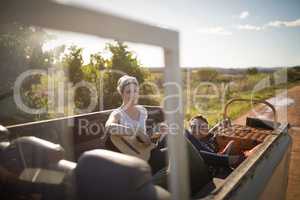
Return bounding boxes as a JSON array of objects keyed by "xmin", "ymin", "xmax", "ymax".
[{"xmin": 105, "ymin": 75, "xmax": 166, "ymax": 174}]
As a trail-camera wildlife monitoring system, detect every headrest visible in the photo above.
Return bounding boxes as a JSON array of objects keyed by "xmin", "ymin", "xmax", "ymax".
[
  {"xmin": 75, "ymin": 149, "xmax": 169, "ymax": 200},
  {"xmin": 0, "ymin": 125, "xmax": 9, "ymax": 142},
  {"xmin": 56, "ymin": 160, "xmax": 76, "ymax": 173},
  {"xmin": 0, "ymin": 141, "xmax": 9, "ymax": 152},
  {"xmin": 152, "ymin": 139, "xmax": 212, "ymax": 196},
  {"xmin": 3, "ymin": 137, "xmax": 64, "ymax": 171}
]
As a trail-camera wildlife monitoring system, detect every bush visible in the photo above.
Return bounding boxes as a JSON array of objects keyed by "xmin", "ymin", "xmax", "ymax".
[
  {"xmin": 247, "ymin": 67, "xmax": 258, "ymax": 75},
  {"xmin": 288, "ymin": 66, "xmax": 300, "ymax": 82}
]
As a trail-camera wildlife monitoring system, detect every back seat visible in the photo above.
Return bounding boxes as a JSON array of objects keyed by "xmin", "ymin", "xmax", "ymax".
[
  {"xmin": 0, "ymin": 133, "xmax": 170, "ymax": 200},
  {"xmin": 76, "ymin": 149, "xmax": 170, "ymax": 200},
  {"xmin": 73, "ymin": 106, "xmax": 165, "ymax": 159},
  {"xmin": 0, "ymin": 106, "xmax": 212, "ymax": 199}
]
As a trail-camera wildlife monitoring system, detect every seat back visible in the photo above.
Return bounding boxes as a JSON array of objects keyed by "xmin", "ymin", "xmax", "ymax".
[
  {"xmin": 0, "ymin": 136, "xmax": 67, "ymax": 199},
  {"xmin": 186, "ymin": 139, "xmax": 212, "ymax": 194},
  {"xmin": 0, "ymin": 136, "xmax": 64, "ymax": 174},
  {"xmin": 152, "ymin": 139, "xmax": 212, "ymax": 196},
  {"xmin": 0, "ymin": 125, "xmax": 10, "ymax": 153},
  {"xmin": 75, "ymin": 149, "xmax": 170, "ymax": 200}
]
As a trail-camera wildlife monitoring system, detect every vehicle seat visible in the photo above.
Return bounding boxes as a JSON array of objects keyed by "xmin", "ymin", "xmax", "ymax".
[
  {"xmin": 152, "ymin": 138, "xmax": 212, "ymax": 196},
  {"xmin": 0, "ymin": 136, "xmax": 64, "ymax": 174},
  {"xmin": 73, "ymin": 106, "xmax": 165, "ymax": 159},
  {"xmin": 75, "ymin": 149, "xmax": 170, "ymax": 200},
  {"xmin": 0, "ymin": 136, "xmax": 66, "ymax": 199},
  {"xmin": 0, "ymin": 125, "xmax": 10, "ymax": 152}
]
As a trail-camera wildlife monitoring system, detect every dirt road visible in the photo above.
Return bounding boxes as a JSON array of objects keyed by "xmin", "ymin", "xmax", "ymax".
[{"xmin": 234, "ymin": 85, "xmax": 300, "ymax": 200}]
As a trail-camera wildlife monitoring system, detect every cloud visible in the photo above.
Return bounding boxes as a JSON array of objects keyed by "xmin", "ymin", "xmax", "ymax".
[
  {"xmin": 236, "ymin": 18, "xmax": 300, "ymax": 31},
  {"xmin": 239, "ymin": 11, "xmax": 250, "ymax": 19},
  {"xmin": 236, "ymin": 24, "xmax": 264, "ymax": 31},
  {"xmin": 267, "ymin": 19, "xmax": 300, "ymax": 28},
  {"xmin": 197, "ymin": 27, "xmax": 232, "ymax": 36}
]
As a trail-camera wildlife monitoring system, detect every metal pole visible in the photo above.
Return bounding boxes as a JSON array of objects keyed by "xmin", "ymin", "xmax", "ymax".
[{"xmin": 164, "ymin": 40, "xmax": 190, "ymax": 200}]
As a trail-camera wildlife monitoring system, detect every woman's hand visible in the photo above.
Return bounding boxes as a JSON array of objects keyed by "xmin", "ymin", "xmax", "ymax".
[{"xmin": 136, "ymin": 128, "xmax": 152, "ymax": 145}]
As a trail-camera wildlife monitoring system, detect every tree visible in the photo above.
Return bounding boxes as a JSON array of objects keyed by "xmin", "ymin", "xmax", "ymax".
[
  {"xmin": 81, "ymin": 52, "xmax": 105, "ymax": 111},
  {"xmin": 101, "ymin": 41, "xmax": 157, "ymax": 109},
  {"xmin": 247, "ymin": 67, "xmax": 258, "ymax": 75},
  {"xmin": 288, "ymin": 66, "xmax": 300, "ymax": 82},
  {"xmin": 62, "ymin": 45, "xmax": 84, "ymax": 85},
  {"xmin": 0, "ymin": 23, "xmax": 54, "ymax": 97},
  {"xmin": 1, "ymin": 32, "xmax": 160, "ymax": 125},
  {"xmin": 0, "ymin": 23, "xmax": 60, "ymax": 124}
]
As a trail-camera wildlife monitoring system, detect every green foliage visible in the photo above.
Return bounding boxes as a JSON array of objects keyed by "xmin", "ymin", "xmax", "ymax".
[
  {"xmin": 0, "ymin": 23, "xmax": 54, "ymax": 95},
  {"xmin": 194, "ymin": 68, "xmax": 219, "ymax": 82},
  {"xmin": 71, "ymin": 41, "xmax": 158, "ymax": 112},
  {"xmin": 247, "ymin": 67, "xmax": 258, "ymax": 75},
  {"xmin": 0, "ymin": 23, "xmax": 60, "ymax": 124},
  {"xmin": 61, "ymin": 46, "xmax": 87, "ymax": 110},
  {"xmin": 63, "ymin": 46, "xmax": 84, "ymax": 85},
  {"xmin": 100, "ymin": 41, "xmax": 158, "ymax": 109},
  {"xmin": 183, "ymin": 69, "xmax": 291, "ymax": 126},
  {"xmin": 288, "ymin": 66, "xmax": 300, "ymax": 82},
  {"xmin": 89, "ymin": 52, "xmax": 106, "ymax": 70}
]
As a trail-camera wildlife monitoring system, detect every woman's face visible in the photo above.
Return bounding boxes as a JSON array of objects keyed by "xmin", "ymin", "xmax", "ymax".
[{"xmin": 121, "ymin": 83, "xmax": 139, "ymax": 105}]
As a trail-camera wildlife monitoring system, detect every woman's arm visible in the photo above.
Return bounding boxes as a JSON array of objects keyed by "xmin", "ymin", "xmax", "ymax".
[
  {"xmin": 105, "ymin": 112, "xmax": 137, "ymax": 136},
  {"xmin": 105, "ymin": 112, "xmax": 151, "ymax": 144},
  {"xmin": 106, "ymin": 122, "xmax": 144, "ymax": 137}
]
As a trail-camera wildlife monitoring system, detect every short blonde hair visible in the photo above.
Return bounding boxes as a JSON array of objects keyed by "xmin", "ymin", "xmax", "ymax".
[{"xmin": 117, "ymin": 75, "xmax": 139, "ymax": 94}]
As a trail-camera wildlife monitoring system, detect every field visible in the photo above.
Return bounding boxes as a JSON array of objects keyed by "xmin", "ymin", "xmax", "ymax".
[{"xmin": 148, "ymin": 68, "xmax": 299, "ymax": 126}]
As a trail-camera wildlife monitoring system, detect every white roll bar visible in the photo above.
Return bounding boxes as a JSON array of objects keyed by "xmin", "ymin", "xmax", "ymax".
[{"xmin": 1, "ymin": 0, "xmax": 190, "ymax": 199}]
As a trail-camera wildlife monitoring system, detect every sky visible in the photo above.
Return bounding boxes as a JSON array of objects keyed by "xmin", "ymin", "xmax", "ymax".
[{"xmin": 44, "ymin": 0, "xmax": 300, "ymax": 68}]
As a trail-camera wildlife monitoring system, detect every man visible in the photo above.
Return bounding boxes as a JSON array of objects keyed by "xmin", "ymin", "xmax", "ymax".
[{"xmin": 185, "ymin": 115, "xmax": 244, "ymax": 170}]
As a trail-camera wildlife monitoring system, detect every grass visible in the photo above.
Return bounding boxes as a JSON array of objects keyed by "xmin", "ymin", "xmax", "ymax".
[
  {"xmin": 183, "ymin": 73, "xmax": 297, "ymax": 126},
  {"xmin": 149, "ymin": 71, "xmax": 299, "ymax": 127}
]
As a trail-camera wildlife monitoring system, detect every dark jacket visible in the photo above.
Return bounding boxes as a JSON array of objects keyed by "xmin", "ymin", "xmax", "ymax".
[{"xmin": 184, "ymin": 130, "xmax": 230, "ymax": 168}]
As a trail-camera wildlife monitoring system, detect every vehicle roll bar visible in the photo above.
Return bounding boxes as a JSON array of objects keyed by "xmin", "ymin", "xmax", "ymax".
[{"xmin": 223, "ymin": 98, "xmax": 278, "ymax": 127}]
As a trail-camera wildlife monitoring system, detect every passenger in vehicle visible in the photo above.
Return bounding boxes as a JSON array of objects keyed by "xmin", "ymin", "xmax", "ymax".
[
  {"xmin": 185, "ymin": 115, "xmax": 245, "ymax": 169},
  {"xmin": 105, "ymin": 75, "xmax": 166, "ymax": 174}
]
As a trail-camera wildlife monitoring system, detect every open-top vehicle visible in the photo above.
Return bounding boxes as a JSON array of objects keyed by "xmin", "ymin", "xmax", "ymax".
[
  {"xmin": 0, "ymin": 1, "xmax": 291, "ymax": 199},
  {"xmin": 1, "ymin": 100, "xmax": 291, "ymax": 200}
]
